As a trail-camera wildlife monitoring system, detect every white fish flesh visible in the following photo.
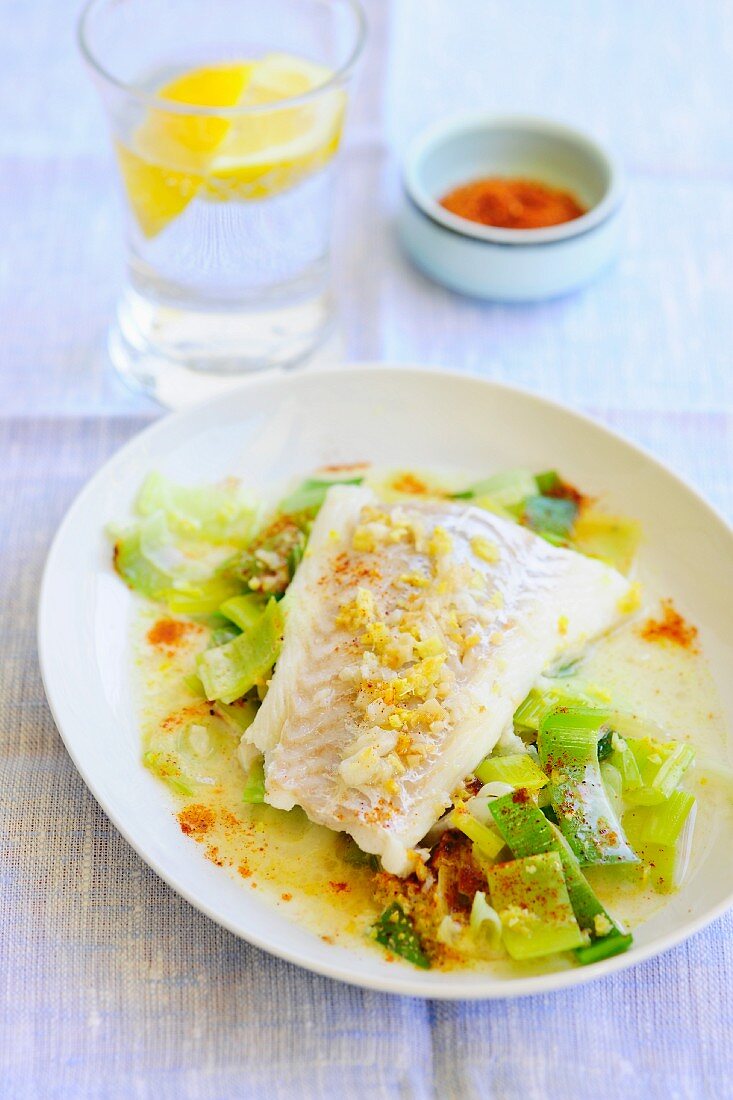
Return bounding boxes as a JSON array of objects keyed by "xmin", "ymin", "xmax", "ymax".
[{"xmin": 240, "ymin": 486, "xmax": 631, "ymax": 875}]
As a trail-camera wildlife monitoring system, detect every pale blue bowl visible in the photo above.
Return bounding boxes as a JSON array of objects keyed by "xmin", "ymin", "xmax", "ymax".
[{"xmin": 399, "ymin": 114, "xmax": 625, "ymax": 302}]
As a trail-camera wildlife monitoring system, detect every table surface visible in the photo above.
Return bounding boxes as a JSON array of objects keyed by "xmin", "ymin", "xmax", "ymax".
[{"xmin": 2, "ymin": 2, "xmax": 732, "ymax": 1096}]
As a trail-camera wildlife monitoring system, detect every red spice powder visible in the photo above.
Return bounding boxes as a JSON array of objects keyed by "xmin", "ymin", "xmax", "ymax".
[
  {"xmin": 440, "ymin": 176, "xmax": 586, "ymax": 230},
  {"xmin": 177, "ymin": 803, "xmax": 215, "ymax": 838},
  {"xmin": 147, "ymin": 618, "xmax": 195, "ymax": 649},
  {"xmin": 390, "ymin": 472, "xmax": 430, "ymax": 495},
  {"xmin": 640, "ymin": 600, "xmax": 699, "ymax": 651}
]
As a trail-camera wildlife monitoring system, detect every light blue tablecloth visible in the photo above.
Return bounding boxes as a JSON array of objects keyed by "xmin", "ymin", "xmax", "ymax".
[{"xmin": 2, "ymin": 2, "xmax": 731, "ymax": 1096}]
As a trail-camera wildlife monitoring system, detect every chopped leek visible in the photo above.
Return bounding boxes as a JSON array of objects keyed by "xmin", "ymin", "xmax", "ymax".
[
  {"xmin": 522, "ymin": 495, "xmax": 578, "ymax": 538},
  {"xmin": 487, "ymin": 852, "xmax": 586, "ymax": 960},
  {"xmin": 143, "ymin": 751, "xmax": 195, "ymax": 797},
  {"xmin": 279, "ymin": 476, "xmax": 363, "ymax": 516},
  {"xmin": 623, "ymin": 801, "xmax": 697, "ymax": 894},
  {"xmin": 600, "ymin": 761, "xmax": 624, "ymax": 820},
  {"xmin": 137, "ymin": 471, "xmax": 255, "ymax": 546},
  {"xmin": 166, "ymin": 575, "xmax": 243, "ymax": 616},
  {"xmin": 114, "ymin": 527, "xmax": 173, "ymax": 599},
  {"xmin": 574, "ymin": 933, "xmax": 634, "ymax": 965},
  {"xmin": 451, "ymin": 806, "xmax": 505, "ymax": 858},
  {"xmin": 609, "ymin": 734, "xmax": 643, "ymax": 792},
  {"xmin": 474, "ymin": 753, "xmax": 548, "ymax": 792},
  {"xmin": 571, "ymin": 510, "xmax": 641, "ymax": 574},
  {"xmin": 210, "ymin": 624, "xmax": 241, "ymax": 647},
  {"xmin": 469, "ymin": 891, "xmax": 503, "ymax": 951},
  {"xmin": 372, "ymin": 903, "xmax": 430, "ymax": 969},
  {"xmin": 631, "ymin": 789, "xmax": 695, "ymax": 846},
  {"xmin": 489, "ymin": 792, "xmax": 632, "ymax": 960},
  {"xmin": 462, "ymin": 469, "xmax": 538, "ymax": 509},
  {"xmin": 624, "ymin": 738, "xmax": 695, "ymax": 806},
  {"xmin": 514, "ymin": 682, "xmax": 607, "ymax": 734},
  {"xmin": 337, "ymin": 834, "xmax": 379, "ymax": 870},
  {"xmin": 216, "ymin": 699, "xmax": 259, "ymax": 734},
  {"xmin": 535, "ymin": 470, "xmax": 562, "ymax": 494},
  {"xmin": 183, "ymin": 673, "xmax": 206, "ymax": 698},
  {"xmin": 197, "ymin": 598, "xmax": 284, "ymax": 704},
  {"xmin": 219, "ymin": 593, "xmax": 267, "ymax": 632},
  {"xmin": 538, "ymin": 708, "xmax": 637, "ymax": 865},
  {"xmin": 242, "ymin": 757, "xmax": 266, "ymax": 804}
]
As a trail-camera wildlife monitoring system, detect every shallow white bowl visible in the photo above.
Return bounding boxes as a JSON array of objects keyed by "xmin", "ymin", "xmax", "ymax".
[
  {"xmin": 399, "ymin": 114, "xmax": 625, "ymax": 301},
  {"xmin": 38, "ymin": 365, "xmax": 733, "ymax": 999}
]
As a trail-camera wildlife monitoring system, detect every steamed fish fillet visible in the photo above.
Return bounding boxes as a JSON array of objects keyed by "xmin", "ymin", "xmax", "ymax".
[{"xmin": 240, "ymin": 485, "xmax": 631, "ymax": 875}]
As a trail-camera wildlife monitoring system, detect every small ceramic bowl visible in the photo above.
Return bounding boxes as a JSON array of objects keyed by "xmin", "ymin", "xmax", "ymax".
[{"xmin": 399, "ymin": 114, "xmax": 625, "ymax": 302}]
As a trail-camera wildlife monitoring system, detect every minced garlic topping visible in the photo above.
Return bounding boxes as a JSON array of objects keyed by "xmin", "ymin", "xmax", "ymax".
[{"xmin": 333, "ymin": 504, "xmax": 501, "ymax": 795}]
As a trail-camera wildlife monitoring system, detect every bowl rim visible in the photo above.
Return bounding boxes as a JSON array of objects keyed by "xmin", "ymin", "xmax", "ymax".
[{"xmin": 402, "ymin": 112, "xmax": 625, "ymax": 247}]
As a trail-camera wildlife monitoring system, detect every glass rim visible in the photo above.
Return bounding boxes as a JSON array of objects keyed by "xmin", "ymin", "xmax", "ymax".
[{"xmin": 77, "ymin": 0, "xmax": 367, "ymax": 116}]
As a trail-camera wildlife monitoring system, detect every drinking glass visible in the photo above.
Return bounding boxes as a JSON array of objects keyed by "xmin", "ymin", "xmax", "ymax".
[{"xmin": 79, "ymin": 0, "xmax": 366, "ymax": 407}]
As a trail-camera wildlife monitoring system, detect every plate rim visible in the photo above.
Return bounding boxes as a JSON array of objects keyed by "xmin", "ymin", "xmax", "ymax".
[{"xmin": 37, "ymin": 362, "xmax": 733, "ymax": 1000}]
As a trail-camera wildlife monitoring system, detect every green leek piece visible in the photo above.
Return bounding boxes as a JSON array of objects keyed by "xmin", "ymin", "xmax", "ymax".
[
  {"xmin": 143, "ymin": 751, "xmax": 195, "ymax": 797},
  {"xmin": 337, "ymin": 834, "xmax": 380, "ymax": 870},
  {"xmin": 197, "ymin": 598, "xmax": 284, "ymax": 704},
  {"xmin": 489, "ymin": 792, "xmax": 632, "ymax": 961},
  {"xmin": 609, "ymin": 735, "xmax": 643, "ymax": 791},
  {"xmin": 474, "ymin": 753, "xmax": 548, "ymax": 792},
  {"xmin": 183, "ymin": 673, "xmax": 206, "ymax": 698},
  {"xmin": 514, "ymin": 683, "xmax": 607, "ymax": 734},
  {"xmin": 571, "ymin": 510, "xmax": 641, "ymax": 575},
  {"xmin": 242, "ymin": 758, "xmax": 266, "ymax": 804},
  {"xmin": 219, "ymin": 593, "xmax": 267, "ymax": 632},
  {"xmin": 487, "ymin": 852, "xmax": 586, "ymax": 960},
  {"xmin": 538, "ymin": 708, "xmax": 638, "ymax": 865},
  {"xmin": 216, "ymin": 699, "xmax": 259, "ymax": 734},
  {"xmin": 165, "ymin": 575, "xmax": 243, "ymax": 616},
  {"xmin": 451, "ymin": 806, "xmax": 505, "ymax": 858},
  {"xmin": 462, "ymin": 469, "xmax": 538, "ymax": 509},
  {"xmin": 597, "ymin": 729, "xmax": 614, "ymax": 761},
  {"xmin": 624, "ymin": 739, "xmax": 695, "ymax": 806},
  {"xmin": 372, "ymin": 903, "xmax": 430, "ymax": 969},
  {"xmin": 631, "ymin": 789, "xmax": 695, "ymax": 847},
  {"xmin": 574, "ymin": 933, "xmax": 635, "ymax": 965},
  {"xmin": 522, "ymin": 495, "xmax": 578, "ymax": 538},
  {"xmin": 279, "ymin": 476, "xmax": 363, "ymax": 516},
  {"xmin": 137, "ymin": 471, "xmax": 255, "ymax": 546},
  {"xmin": 114, "ymin": 527, "xmax": 173, "ymax": 599},
  {"xmin": 600, "ymin": 761, "xmax": 624, "ymax": 820},
  {"xmin": 623, "ymin": 805, "xmax": 695, "ymax": 894},
  {"xmin": 535, "ymin": 470, "xmax": 562, "ymax": 495}
]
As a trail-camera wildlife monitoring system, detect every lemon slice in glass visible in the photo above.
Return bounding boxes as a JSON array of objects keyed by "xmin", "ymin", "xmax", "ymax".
[{"xmin": 116, "ymin": 54, "xmax": 344, "ymax": 237}]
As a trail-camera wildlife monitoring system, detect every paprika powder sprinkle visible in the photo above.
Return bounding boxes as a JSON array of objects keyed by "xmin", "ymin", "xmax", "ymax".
[{"xmin": 440, "ymin": 176, "xmax": 586, "ymax": 230}]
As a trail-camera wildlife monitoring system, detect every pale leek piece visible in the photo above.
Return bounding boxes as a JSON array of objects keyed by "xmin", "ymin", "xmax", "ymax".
[
  {"xmin": 137, "ymin": 471, "xmax": 256, "ymax": 546},
  {"xmin": 219, "ymin": 593, "xmax": 268, "ymax": 631},
  {"xmin": 487, "ymin": 852, "xmax": 586, "ymax": 960},
  {"xmin": 571, "ymin": 510, "xmax": 641, "ymax": 575},
  {"xmin": 242, "ymin": 757, "xmax": 266, "ymax": 804},
  {"xmin": 538, "ymin": 708, "xmax": 638, "ymax": 865},
  {"xmin": 624, "ymin": 737, "xmax": 696, "ymax": 806},
  {"xmin": 198, "ymin": 599, "xmax": 284, "ymax": 704},
  {"xmin": 458, "ymin": 469, "xmax": 538, "ymax": 509},
  {"xmin": 450, "ymin": 805, "xmax": 505, "ymax": 858},
  {"xmin": 474, "ymin": 753, "xmax": 548, "ymax": 792}
]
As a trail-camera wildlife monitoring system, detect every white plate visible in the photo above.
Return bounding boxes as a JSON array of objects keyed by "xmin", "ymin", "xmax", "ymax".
[{"xmin": 38, "ymin": 364, "xmax": 733, "ymax": 999}]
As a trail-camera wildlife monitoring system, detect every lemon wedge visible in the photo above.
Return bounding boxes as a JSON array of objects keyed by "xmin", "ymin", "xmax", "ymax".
[{"xmin": 116, "ymin": 54, "xmax": 344, "ymax": 237}]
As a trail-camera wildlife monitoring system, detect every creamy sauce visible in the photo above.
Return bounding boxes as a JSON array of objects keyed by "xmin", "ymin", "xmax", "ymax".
[{"xmin": 133, "ymin": 474, "xmax": 731, "ymax": 973}]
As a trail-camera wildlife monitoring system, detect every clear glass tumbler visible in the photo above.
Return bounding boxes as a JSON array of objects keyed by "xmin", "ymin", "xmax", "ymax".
[{"xmin": 79, "ymin": 0, "xmax": 366, "ymax": 407}]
